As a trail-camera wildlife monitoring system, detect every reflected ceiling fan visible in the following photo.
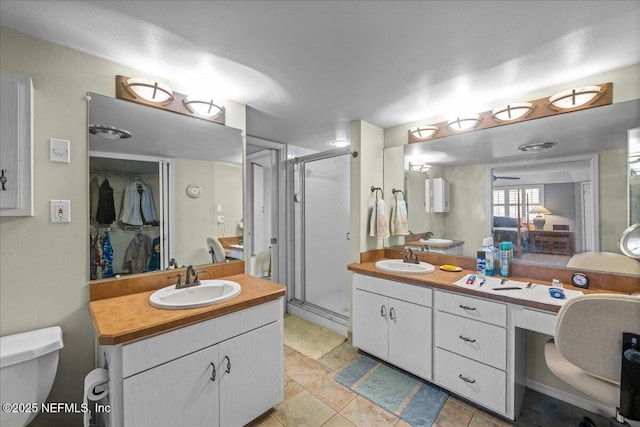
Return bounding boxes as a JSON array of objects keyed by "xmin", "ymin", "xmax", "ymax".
[{"xmin": 493, "ymin": 175, "xmax": 521, "ymax": 181}]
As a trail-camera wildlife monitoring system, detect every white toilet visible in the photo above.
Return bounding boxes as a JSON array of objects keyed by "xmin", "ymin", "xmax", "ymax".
[{"xmin": 0, "ymin": 326, "xmax": 63, "ymax": 427}]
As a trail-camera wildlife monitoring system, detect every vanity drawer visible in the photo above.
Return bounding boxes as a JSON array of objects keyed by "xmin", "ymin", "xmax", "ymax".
[
  {"xmin": 353, "ymin": 274, "xmax": 432, "ymax": 307},
  {"xmin": 512, "ymin": 306, "xmax": 557, "ymax": 336},
  {"xmin": 435, "ymin": 290, "xmax": 507, "ymax": 327},
  {"xmin": 434, "ymin": 348, "xmax": 506, "ymax": 414},
  {"xmin": 435, "ymin": 311, "xmax": 506, "ymax": 370}
]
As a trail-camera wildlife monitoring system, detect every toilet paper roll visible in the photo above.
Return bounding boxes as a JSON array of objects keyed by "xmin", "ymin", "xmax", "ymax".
[{"xmin": 83, "ymin": 368, "xmax": 109, "ymax": 427}]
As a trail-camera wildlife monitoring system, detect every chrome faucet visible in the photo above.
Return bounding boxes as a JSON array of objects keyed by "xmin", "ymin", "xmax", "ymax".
[
  {"xmin": 180, "ymin": 265, "xmax": 202, "ymax": 289},
  {"xmin": 403, "ymin": 248, "xmax": 420, "ymax": 264},
  {"xmin": 168, "ymin": 258, "xmax": 178, "ymax": 269}
]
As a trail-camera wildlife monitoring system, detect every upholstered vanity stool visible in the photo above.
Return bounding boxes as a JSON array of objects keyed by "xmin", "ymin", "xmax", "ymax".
[{"xmin": 544, "ymin": 294, "xmax": 640, "ymax": 426}]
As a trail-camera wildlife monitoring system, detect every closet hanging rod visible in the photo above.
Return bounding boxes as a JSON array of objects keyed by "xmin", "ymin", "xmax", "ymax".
[{"xmin": 90, "ymin": 170, "xmax": 152, "ymax": 178}]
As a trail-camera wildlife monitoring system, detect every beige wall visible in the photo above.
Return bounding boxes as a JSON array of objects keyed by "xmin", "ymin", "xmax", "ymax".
[
  {"xmin": 0, "ymin": 27, "xmax": 245, "ymax": 426},
  {"xmin": 349, "ymin": 120, "xmax": 385, "ymax": 256},
  {"xmin": 173, "ymin": 159, "xmax": 243, "ymax": 266}
]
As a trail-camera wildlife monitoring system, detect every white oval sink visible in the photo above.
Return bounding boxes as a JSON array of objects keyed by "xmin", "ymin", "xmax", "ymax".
[
  {"xmin": 375, "ymin": 259, "xmax": 435, "ymax": 274},
  {"xmin": 149, "ymin": 279, "xmax": 241, "ymax": 310},
  {"xmin": 419, "ymin": 238, "xmax": 453, "ymax": 244}
]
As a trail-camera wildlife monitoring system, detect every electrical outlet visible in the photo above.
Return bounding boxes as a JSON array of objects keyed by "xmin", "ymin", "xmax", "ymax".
[
  {"xmin": 50, "ymin": 200, "xmax": 70, "ymax": 222},
  {"xmin": 217, "ymin": 215, "xmax": 225, "ymax": 224}
]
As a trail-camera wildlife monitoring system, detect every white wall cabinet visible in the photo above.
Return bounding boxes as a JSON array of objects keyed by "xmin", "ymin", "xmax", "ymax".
[
  {"xmin": 352, "ymin": 275, "xmax": 432, "ymax": 380},
  {"xmin": 0, "ymin": 70, "xmax": 33, "ymax": 216},
  {"xmin": 100, "ymin": 298, "xmax": 284, "ymax": 427}
]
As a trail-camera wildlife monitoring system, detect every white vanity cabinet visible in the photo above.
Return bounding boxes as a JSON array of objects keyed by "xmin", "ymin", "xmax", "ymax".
[
  {"xmin": 0, "ymin": 70, "xmax": 33, "ymax": 216},
  {"xmin": 100, "ymin": 298, "xmax": 284, "ymax": 427},
  {"xmin": 433, "ymin": 290, "xmax": 509, "ymax": 415},
  {"xmin": 123, "ymin": 344, "xmax": 219, "ymax": 426},
  {"xmin": 352, "ymin": 274, "xmax": 432, "ymax": 380}
]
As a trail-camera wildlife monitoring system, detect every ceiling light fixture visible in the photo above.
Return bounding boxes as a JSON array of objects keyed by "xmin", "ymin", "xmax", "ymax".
[
  {"xmin": 89, "ymin": 124, "xmax": 132, "ymax": 140},
  {"xmin": 409, "ymin": 126, "xmax": 439, "ymax": 139},
  {"xmin": 548, "ymin": 85, "xmax": 603, "ymax": 110},
  {"xmin": 408, "ymin": 162, "xmax": 431, "ymax": 173},
  {"xmin": 183, "ymin": 97, "xmax": 223, "ymax": 118},
  {"xmin": 447, "ymin": 114, "xmax": 481, "ymax": 132},
  {"xmin": 492, "ymin": 102, "xmax": 535, "ymax": 122},
  {"xmin": 518, "ymin": 141, "xmax": 556, "ymax": 153},
  {"xmin": 124, "ymin": 77, "xmax": 174, "ymax": 104},
  {"xmin": 332, "ymin": 139, "xmax": 350, "ymax": 148}
]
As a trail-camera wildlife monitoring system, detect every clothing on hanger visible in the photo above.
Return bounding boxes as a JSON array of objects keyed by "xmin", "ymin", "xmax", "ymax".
[
  {"xmin": 90, "ymin": 176, "xmax": 100, "ymax": 221},
  {"xmin": 119, "ymin": 179, "xmax": 157, "ymax": 226},
  {"xmin": 96, "ymin": 178, "xmax": 116, "ymax": 224},
  {"xmin": 124, "ymin": 232, "xmax": 152, "ymax": 274}
]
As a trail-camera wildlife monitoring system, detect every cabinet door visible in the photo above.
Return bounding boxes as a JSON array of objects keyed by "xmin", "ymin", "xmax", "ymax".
[
  {"xmin": 353, "ymin": 289, "xmax": 389, "ymax": 360},
  {"xmin": 218, "ymin": 321, "xmax": 284, "ymax": 426},
  {"xmin": 388, "ymin": 298, "xmax": 432, "ymax": 380},
  {"xmin": 123, "ymin": 345, "xmax": 219, "ymax": 427},
  {"xmin": 0, "ymin": 71, "xmax": 32, "ymax": 216}
]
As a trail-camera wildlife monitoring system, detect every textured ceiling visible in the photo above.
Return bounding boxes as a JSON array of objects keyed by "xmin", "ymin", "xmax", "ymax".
[{"xmin": 1, "ymin": 1, "xmax": 639, "ymax": 151}]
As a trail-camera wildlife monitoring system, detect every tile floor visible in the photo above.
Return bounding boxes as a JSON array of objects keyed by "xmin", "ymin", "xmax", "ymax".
[{"xmin": 248, "ymin": 316, "xmax": 609, "ymax": 427}]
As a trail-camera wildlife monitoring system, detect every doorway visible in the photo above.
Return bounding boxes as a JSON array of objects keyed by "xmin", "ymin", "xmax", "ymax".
[{"xmin": 246, "ymin": 137, "xmax": 286, "ymax": 283}]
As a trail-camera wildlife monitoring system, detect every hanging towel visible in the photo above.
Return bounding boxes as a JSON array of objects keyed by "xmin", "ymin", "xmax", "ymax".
[
  {"xmin": 392, "ymin": 199, "xmax": 409, "ymax": 236},
  {"xmin": 369, "ymin": 198, "xmax": 390, "ymax": 238}
]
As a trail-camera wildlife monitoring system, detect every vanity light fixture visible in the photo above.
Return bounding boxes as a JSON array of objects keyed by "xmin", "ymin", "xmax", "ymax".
[
  {"xmin": 183, "ymin": 97, "xmax": 223, "ymax": 118},
  {"xmin": 548, "ymin": 85, "xmax": 604, "ymax": 110},
  {"xmin": 332, "ymin": 139, "xmax": 350, "ymax": 148},
  {"xmin": 518, "ymin": 141, "xmax": 556, "ymax": 153},
  {"xmin": 492, "ymin": 102, "xmax": 535, "ymax": 122},
  {"xmin": 447, "ymin": 114, "xmax": 481, "ymax": 132},
  {"xmin": 409, "ymin": 126, "xmax": 439, "ymax": 139},
  {"xmin": 124, "ymin": 77, "xmax": 174, "ymax": 104},
  {"xmin": 89, "ymin": 124, "xmax": 132, "ymax": 140}
]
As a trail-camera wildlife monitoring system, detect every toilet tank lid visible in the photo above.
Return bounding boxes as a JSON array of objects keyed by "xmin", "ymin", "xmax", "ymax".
[{"xmin": 0, "ymin": 326, "xmax": 63, "ymax": 368}]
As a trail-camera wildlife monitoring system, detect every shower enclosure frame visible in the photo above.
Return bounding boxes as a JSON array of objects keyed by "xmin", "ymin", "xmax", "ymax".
[{"xmin": 286, "ymin": 147, "xmax": 352, "ymax": 333}]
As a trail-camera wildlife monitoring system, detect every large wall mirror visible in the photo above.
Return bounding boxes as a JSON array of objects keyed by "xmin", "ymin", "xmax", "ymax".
[
  {"xmin": 385, "ymin": 99, "xmax": 640, "ymax": 275},
  {"xmin": 88, "ymin": 93, "xmax": 243, "ymax": 280}
]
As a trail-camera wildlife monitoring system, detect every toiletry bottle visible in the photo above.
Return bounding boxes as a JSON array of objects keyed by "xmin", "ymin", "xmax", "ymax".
[
  {"xmin": 476, "ymin": 250, "xmax": 486, "ymax": 278},
  {"xmin": 499, "ymin": 242, "xmax": 512, "ymax": 277},
  {"xmin": 482, "ymin": 237, "xmax": 497, "ymax": 276}
]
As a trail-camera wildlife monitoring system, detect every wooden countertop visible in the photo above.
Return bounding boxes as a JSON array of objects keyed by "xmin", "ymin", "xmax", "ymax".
[
  {"xmin": 89, "ymin": 274, "xmax": 285, "ymax": 345},
  {"xmin": 348, "ymin": 260, "xmax": 625, "ymax": 314}
]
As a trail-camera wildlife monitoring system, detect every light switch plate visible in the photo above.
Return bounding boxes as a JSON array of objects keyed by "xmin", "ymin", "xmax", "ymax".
[
  {"xmin": 50, "ymin": 200, "xmax": 70, "ymax": 222},
  {"xmin": 50, "ymin": 138, "xmax": 70, "ymax": 163}
]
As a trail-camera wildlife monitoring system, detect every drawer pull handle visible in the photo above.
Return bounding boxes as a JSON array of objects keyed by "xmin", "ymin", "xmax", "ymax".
[
  {"xmin": 459, "ymin": 335, "xmax": 476, "ymax": 343},
  {"xmin": 459, "ymin": 304, "xmax": 476, "ymax": 311},
  {"xmin": 389, "ymin": 307, "xmax": 396, "ymax": 320},
  {"xmin": 380, "ymin": 305, "xmax": 387, "ymax": 318},
  {"xmin": 222, "ymin": 355, "xmax": 231, "ymax": 373},
  {"xmin": 458, "ymin": 374, "xmax": 476, "ymax": 384}
]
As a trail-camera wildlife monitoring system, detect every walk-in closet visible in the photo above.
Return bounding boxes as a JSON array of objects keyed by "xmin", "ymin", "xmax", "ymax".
[{"xmin": 89, "ymin": 156, "xmax": 165, "ymax": 279}]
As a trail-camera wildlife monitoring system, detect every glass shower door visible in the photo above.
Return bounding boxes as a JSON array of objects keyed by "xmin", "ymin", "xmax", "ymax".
[{"xmin": 303, "ymin": 154, "xmax": 350, "ymax": 318}]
